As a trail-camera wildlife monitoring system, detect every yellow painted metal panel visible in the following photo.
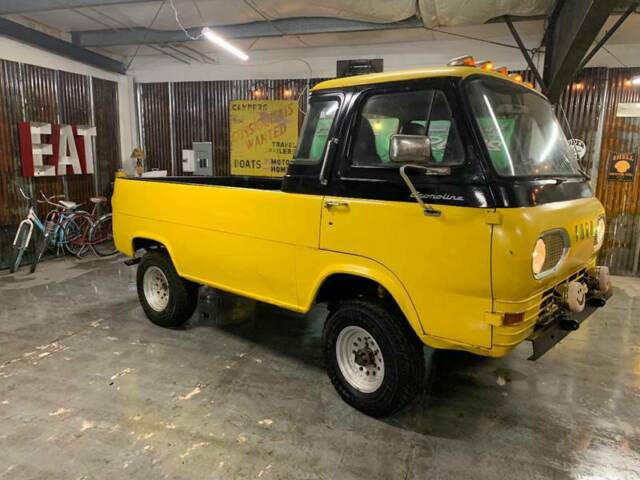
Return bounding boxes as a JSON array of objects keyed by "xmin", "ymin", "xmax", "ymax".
[
  {"xmin": 113, "ymin": 178, "xmax": 322, "ymax": 310},
  {"xmin": 318, "ymin": 197, "xmax": 493, "ymax": 348},
  {"xmin": 492, "ymin": 197, "xmax": 605, "ymax": 304},
  {"xmin": 113, "ymin": 177, "xmax": 606, "ymax": 358},
  {"xmin": 312, "ymin": 66, "xmax": 539, "ymax": 93}
]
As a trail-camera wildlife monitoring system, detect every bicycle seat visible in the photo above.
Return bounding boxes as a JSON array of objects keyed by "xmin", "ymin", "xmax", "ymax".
[
  {"xmin": 90, "ymin": 196, "xmax": 107, "ymax": 204},
  {"xmin": 59, "ymin": 200, "xmax": 78, "ymax": 209}
]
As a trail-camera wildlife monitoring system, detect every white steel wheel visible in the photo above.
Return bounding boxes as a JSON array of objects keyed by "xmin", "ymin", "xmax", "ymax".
[
  {"xmin": 336, "ymin": 325, "xmax": 385, "ymax": 393},
  {"xmin": 143, "ymin": 266, "xmax": 170, "ymax": 312}
]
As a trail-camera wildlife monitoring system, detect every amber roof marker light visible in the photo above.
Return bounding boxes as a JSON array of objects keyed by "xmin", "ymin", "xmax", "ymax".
[
  {"xmin": 447, "ymin": 55, "xmax": 476, "ymax": 67},
  {"xmin": 476, "ymin": 61, "xmax": 494, "ymax": 71}
]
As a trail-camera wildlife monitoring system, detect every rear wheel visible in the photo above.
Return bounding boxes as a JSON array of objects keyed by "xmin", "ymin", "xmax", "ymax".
[
  {"xmin": 63, "ymin": 214, "xmax": 92, "ymax": 256},
  {"xmin": 323, "ymin": 298, "xmax": 425, "ymax": 417},
  {"xmin": 9, "ymin": 223, "xmax": 31, "ymax": 273},
  {"xmin": 136, "ymin": 250, "xmax": 198, "ymax": 328},
  {"xmin": 90, "ymin": 214, "xmax": 117, "ymax": 256}
]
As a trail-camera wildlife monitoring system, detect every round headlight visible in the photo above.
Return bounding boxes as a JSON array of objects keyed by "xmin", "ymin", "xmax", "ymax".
[
  {"xmin": 532, "ymin": 237, "xmax": 547, "ymax": 276},
  {"xmin": 594, "ymin": 217, "xmax": 605, "ymax": 251}
]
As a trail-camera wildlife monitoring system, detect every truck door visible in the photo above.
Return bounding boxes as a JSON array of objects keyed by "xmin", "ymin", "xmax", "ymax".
[{"xmin": 319, "ymin": 82, "xmax": 494, "ymax": 348}]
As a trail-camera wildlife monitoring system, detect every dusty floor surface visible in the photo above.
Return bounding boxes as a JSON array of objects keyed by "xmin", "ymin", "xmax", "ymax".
[{"xmin": 0, "ymin": 256, "xmax": 639, "ymax": 479}]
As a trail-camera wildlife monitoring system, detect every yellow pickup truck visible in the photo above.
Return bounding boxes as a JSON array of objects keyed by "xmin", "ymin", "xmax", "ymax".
[{"xmin": 113, "ymin": 60, "xmax": 612, "ymax": 417}]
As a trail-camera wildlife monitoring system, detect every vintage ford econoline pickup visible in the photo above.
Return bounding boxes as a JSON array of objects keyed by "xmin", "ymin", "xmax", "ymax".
[{"xmin": 113, "ymin": 61, "xmax": 612, "ymax": 416}]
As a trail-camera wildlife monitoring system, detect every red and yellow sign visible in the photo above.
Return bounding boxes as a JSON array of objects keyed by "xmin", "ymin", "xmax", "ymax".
[{"xmin": 230, "ymin": 100, "xmax": 298, "ymax": 177}]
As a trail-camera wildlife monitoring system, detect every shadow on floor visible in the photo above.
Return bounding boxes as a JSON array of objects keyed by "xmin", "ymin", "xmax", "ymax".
[{"xmin": 186, "ymin": 287, "xmax": 514, "ymax": 439}]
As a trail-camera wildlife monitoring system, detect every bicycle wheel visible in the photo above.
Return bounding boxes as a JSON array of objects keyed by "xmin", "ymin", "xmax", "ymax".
[
  {"xmin": 30, "ymin": 230, "xmax": 49, "ymax": 274},
  {"xmin": 63, "ymin": 214, "xmax": 92, "ymax": 256},
  {"xmin": 9, "ymin": 222, "xmax": 31, "ymax": 273},
  {"xmin": 90, "ymin": 214, "xmax": 117, "ymax": 256}
]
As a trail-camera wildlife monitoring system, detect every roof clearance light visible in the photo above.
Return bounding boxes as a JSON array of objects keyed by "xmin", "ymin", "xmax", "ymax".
[
  {"xmin": 495, "ymin": 66, "xmax": 508, "ymax": 75},
  {"xmin": 525, "ymin": 81, "xmax": 534, "ymax": 89},
  {"xmin": 510, "ymin": 73, "xmax": 524, "ymax": 83},
  {"xmin": 476, "ymin": 61, "xmax": 494, "ymax": 71},
  {"xmin": 631, "ymin": 76, "xmax": 640, "ymax": 86},
  {"xmin": 447, "ymin": 55, "xmax": 476, "ymax": 67},
  {"xmin": 201, "ymin": 27, "xmax": 249, "ymax": 61}
]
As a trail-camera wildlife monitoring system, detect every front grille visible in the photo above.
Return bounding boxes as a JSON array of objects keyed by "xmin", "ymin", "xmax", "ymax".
[
  {"xmin": 536, "ymin": 269, "xmax": 586, "ymax": 326},
  {"xmin": 541, "ymin": 231, "xmax": 567, "ymax": 272}
]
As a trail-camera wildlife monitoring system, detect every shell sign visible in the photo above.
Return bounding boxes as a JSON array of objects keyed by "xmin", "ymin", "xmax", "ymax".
[
  {"xmin": 607, "ymin": 152, "xmax": 636, "ymax": 182},
  {"xmin": 18, "ymin": 121, "xmax": 97, "ymax": 177}
]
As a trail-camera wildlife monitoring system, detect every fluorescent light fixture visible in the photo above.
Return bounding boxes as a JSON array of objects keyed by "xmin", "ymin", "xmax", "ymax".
[
  {"xmin": 632, "ymin": 76, "xmax": 640, "ymax": 86},
  {"xmin": 201, "ymin": 27, "xmax": 249, "ymax": 61}
]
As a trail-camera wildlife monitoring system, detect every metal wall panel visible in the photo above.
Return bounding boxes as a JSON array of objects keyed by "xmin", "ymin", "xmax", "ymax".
[
  {"xmin": 0, "ymin": 60, "xmax": 26, "ymax": 227},
  {"xmin": 594, "ymin": 68, "xmax": 640, "ymax": 275},
  {"xmin": 92, "ymin": 77, "xmax": 121, "ymax": 203},
  {"xmin": 20, "ymin": 63, "xmax": 64, "ymax": 216},
  {"xmin": 59, "ymin": 70, "xmax": 94, "ymax": 209},
  {"xmin": 140, "ymin": 78, "xmax": 327, "ymax": 177},
  {"xmin": 138, "ymin": 83, "xmax": 172, "ymax": 173},
  {"xmin": 0, "ymin": 59, "xmax": 121, "ymax": 269}
]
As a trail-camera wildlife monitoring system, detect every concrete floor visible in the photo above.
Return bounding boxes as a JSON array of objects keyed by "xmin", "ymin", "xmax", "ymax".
[{"xmin": 0, "ymin": 256, "xmax": 639, "ymax": 480}]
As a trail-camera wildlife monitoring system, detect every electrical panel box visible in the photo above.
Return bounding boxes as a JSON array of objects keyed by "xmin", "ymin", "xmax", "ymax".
[{"xmin": 192, "ymin": 142, "xmax": 213, "ymax": 176}]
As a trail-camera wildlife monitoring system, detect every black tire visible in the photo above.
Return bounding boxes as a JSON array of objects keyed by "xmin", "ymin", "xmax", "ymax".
[
  {"xmin": 29, "ymin": 230, "xmax": 49, "ymax": 274},
  {"xmin": 90, "ymin": 214, "xmax": 117, "ymax": 256},
  {"xmin": 323, "ymin": 298, "xmax": 425, "ymax": 417},
  {"xmin": 9, "ymin": 223, "xmax": 31, "ymax": 273},
  {"xmin": 63, "ymin": 214, "xmax": 92, "ymax": 256},
  {"xmin": 136, "ymin": 250, "xmax": 198, "ymax": 328}
]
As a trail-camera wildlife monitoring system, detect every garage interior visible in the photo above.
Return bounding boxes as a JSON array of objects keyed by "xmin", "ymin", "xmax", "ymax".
[{"xmin": 1, "ymin": 1, "xmax": 640, "ymax": 479}]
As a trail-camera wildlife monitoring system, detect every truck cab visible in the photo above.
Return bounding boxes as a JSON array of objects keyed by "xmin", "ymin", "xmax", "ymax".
[{"xmin": 113, "ymin": 61, "xmax": 611, "ymax": 417}]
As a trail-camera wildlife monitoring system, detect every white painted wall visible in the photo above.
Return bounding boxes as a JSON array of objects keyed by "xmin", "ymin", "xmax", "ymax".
[{"xmin": 0, "ymin": 36, "xmax": 135, "ymax": 166}]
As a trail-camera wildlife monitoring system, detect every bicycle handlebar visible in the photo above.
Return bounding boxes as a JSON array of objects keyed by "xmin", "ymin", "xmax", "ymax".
[{"xmin": 16, "ymin": 184, "xmax": 30, "ymax": 201}]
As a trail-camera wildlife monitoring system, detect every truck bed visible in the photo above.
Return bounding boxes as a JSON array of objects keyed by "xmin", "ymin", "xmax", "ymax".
[{"xmin": 132, "ymin": 175, "xmax": 283, "ymax": 190}]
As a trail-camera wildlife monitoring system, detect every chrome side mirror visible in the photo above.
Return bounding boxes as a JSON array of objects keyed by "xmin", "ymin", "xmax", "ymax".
[{"xmin": 389, "ymin": 134, "xmax": 431, "ymax": 164}]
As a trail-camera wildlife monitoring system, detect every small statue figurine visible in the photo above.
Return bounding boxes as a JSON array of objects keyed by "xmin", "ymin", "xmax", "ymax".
[{"xmin": 131, "ymin": 148, "xmax": 145, "ymax": 176}]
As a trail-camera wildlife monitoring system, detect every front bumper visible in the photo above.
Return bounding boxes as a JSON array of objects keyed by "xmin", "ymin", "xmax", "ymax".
[{"xmin": 528, "ymin": 287, "xmax": 612, "ymax": 360}]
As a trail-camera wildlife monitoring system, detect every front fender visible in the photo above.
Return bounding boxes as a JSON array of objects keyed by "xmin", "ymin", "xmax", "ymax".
[{"xmin": 296, "ymin": 248, "xmax": 425, "ymax": 338}]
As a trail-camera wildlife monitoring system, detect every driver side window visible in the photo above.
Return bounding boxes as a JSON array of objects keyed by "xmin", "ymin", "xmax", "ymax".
[{"xmin": 351, "ymin": 89, "xmax": 464, "ymax": 167}]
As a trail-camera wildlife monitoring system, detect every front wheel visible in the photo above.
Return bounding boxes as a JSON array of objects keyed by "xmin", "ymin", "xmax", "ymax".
[
  {"xmin": 136, "ymin": 250, "xmax": 198, "ymax": 328},
  {"xmin": 323, "ymin": 298, "xmax": 425, "ymax": 417},
  {"xmin": 9, "ymin": 222, "xmax": 32, "ymax": 273}
]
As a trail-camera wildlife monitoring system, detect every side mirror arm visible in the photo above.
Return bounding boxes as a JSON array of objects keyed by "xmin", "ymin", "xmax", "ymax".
[{"xmin": 399, "ymin": 164, "xmax": 442, "ymax": 217}]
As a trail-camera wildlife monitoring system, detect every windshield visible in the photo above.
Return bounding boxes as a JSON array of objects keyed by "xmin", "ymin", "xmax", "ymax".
[{"xmin": 466, "ymin": 76, "xmax": 581, "ymax": 177}]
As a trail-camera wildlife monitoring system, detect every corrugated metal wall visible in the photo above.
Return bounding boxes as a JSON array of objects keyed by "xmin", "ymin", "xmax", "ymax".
[
  {"xmin": 0, "ymin": 59, "xmax": 121, "ymax": 269},
  {"xmin": 138, "ymin": 83, "xmax": 171, "ymax": 173},
  {"xmin": 595, "ymin": 68, "xmax": 640, "ymax": 275},
  {"xmin": 93, "ymin": 77, "xmax": 121, "ymax": 199},
  {"xmin": 138, "ymin": 78, "xmax": 326, "ymax": 176}
]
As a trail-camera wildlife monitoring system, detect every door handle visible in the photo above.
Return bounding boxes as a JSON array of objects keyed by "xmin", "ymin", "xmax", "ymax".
[{"xmin": 324, "ymin": 200, "xmax": 349, "ymax": 209}]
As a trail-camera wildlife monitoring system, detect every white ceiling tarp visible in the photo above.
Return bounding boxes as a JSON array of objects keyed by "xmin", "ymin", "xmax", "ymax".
[
  {"xmin": 418, "ymin": 0, "xmax": 554, "ymax": 27},
  {"xmin": 246, "ymin": 0, "xmax": 553, "ymax": 26},
  {"xmin": 13, "ymin": 0, "xmax": 554, "ymax": 34},
  {"xmin": 246, "ymin": 0, "xmax": 418, "ymax": 23}
]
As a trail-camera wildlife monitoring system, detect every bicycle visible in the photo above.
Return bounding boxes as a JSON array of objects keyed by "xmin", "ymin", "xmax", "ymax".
[
  {"xmin": 64, "ymin": 196, "xmax": 117, "ymax": 257},
  {"xmin": 10, "ymin": 187, "xmax": 81, "ymax": 273}
]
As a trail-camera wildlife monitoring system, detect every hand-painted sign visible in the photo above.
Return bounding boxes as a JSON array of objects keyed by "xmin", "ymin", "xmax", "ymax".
[
  {"xmin": 607, "ymin": 152, "xmax": 636, "ymax": 182},
  {"xmin": 230, "ymin": 100, "xmax": 298, "ymax": 177},
  {"xmin": 19, "ymin": 121, "xmax": 97, "ymax": 177}
]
